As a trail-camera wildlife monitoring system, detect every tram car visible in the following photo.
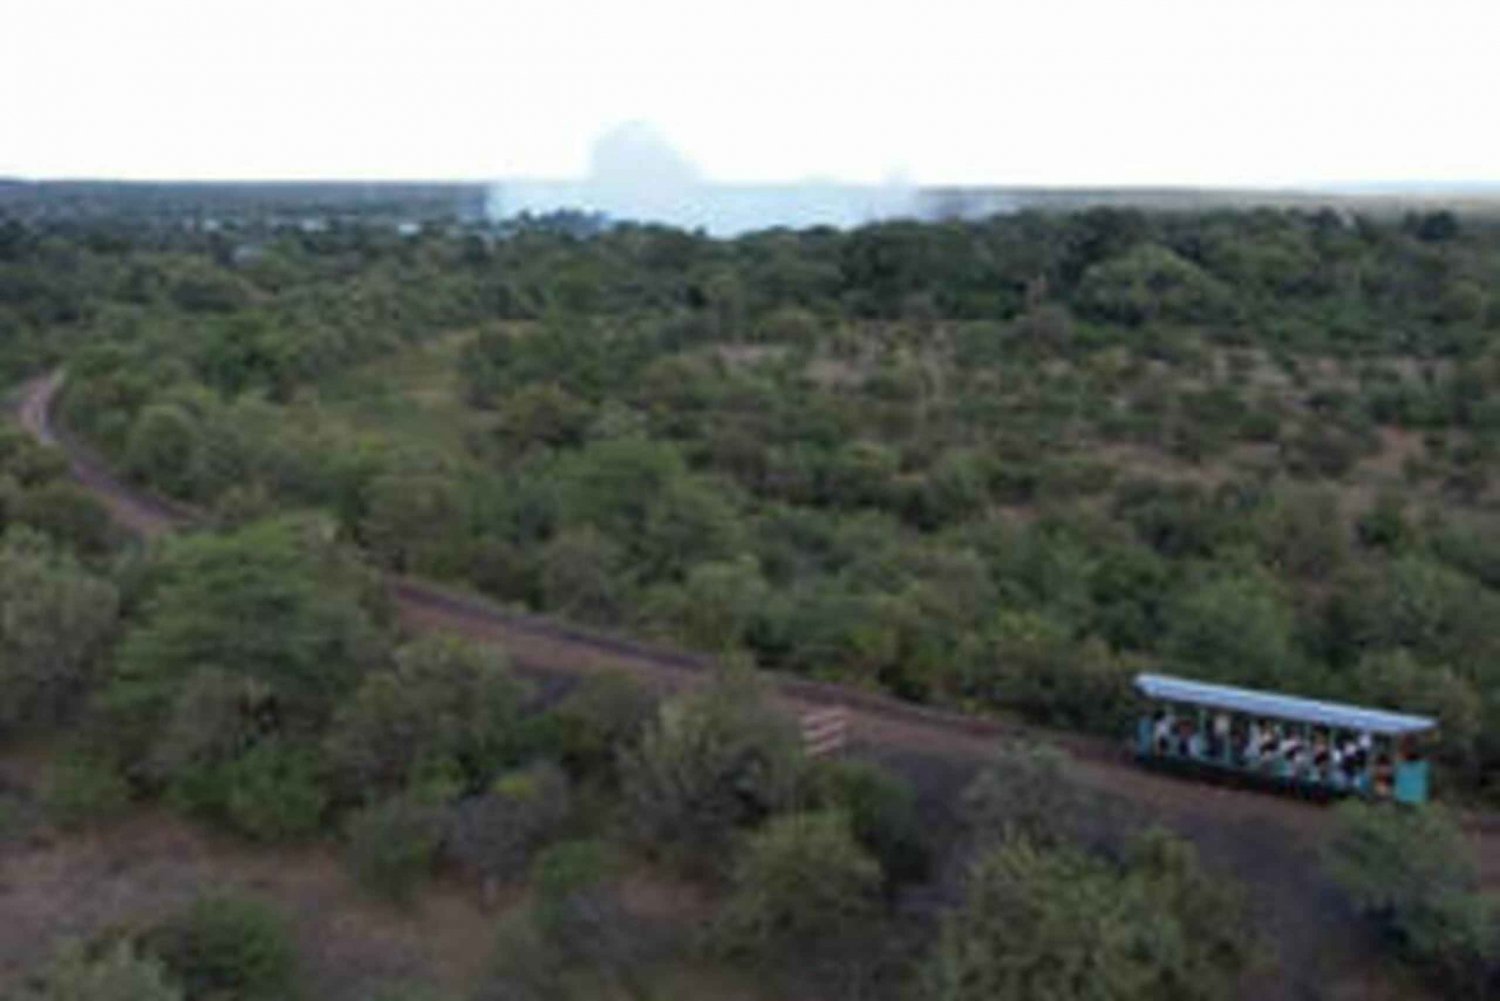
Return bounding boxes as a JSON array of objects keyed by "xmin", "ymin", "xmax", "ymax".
[{"xmin": 1133, "ymin": 673, "xmax": 1436, "ymax": 805}]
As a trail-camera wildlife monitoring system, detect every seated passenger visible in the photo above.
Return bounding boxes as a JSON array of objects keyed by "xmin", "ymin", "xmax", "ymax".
[{"xmin": 1153, "ymin": 711, "xmax": 1173, "ymax": 754}]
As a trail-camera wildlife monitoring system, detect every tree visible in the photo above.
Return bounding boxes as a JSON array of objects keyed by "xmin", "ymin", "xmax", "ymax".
[
  {"xmin": 1324, "ymin": 802, "xmax": 1498, "ymax": 997},
  {"xmin": 1076, "ymin": 244, "xmax": 1232, "ymax": 326},
  {"xmin": 11, "ymin": 481, "xmax": 114, "ymax": 556},
  {"xmin": 124, "ymin": 402, "xmax": 201, "ymax": 498},
  {"xmin": 0, "ymin": 528, "xmax": 119, "ymax": 733},
  {"xmin": 715, "ymin": 811, "xmax": 882, "ymax": 971},
  {"xmin": 325, "ymin": 635, "xmax": 523, "ymax": 801},
  {"xmin": 810, "ymin": 759, "xmax": 930, "ymax": 886},
  {"xmin": 360, "ymin": 471, "xmax": 467, "ymax": 575},
  {"xmin": 551, "ymin": 671, "xmax": 658, "ymax": 782},
  {"xmin": 621, "ymin": 671, "xmax": 803, "ymax": 860},
  {"xmin": 644, "ymin": 555, "xmax": 769, "ymax": 651},
  {"xmin": 495, "ymin": 383, "xmax": 593, "ymax": 454},
  {"xmin": 445, "ymin": 762, "xmax": 572, "ymax": 906},
  {"xmin": 537, "ymin": 527, "xmax": 628, "ymax": 625},
  {"xmin": 923, "ymin": 832, "xmax": 1250, "ymax": 1001},
  {"xmin": 922, "ymin": 839, "xmax": 1152, "ymax": 1001},
  {"xmin": 1162, "ymin": 571, "xmax": 1297, "ymax": 688},
  {"xmin": 109, "ymin": 517, "xmax": 386, "ymax": 740},
  {"xmin": 961, "ymin": 740, "xmax": 1105, "ymax": 850}
]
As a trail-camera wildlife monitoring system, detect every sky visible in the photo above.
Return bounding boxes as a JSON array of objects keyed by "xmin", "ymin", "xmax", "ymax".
[{"xmin": 3, "ymin": 0, "xmax": 1498, "ymax": 188}]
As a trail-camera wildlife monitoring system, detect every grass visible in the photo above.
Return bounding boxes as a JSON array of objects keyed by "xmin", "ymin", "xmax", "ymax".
[{"xmin": 305, "ymin": 328, "xmax": 491, "ymax": 459}]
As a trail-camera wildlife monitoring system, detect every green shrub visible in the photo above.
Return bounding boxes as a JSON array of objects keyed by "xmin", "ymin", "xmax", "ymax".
[
  {"xmin": 41, "ymin": 940, "xmax": 183, "ymax": 1001},
  {"xmin": 810, "ymin": 759, "xmax": 929, "ymax": 886},
  {"xmin": 344, "ymin": 796, "xmax": 445, "ymax": 905},
  {"xmin": 0, "ymin": 528, "xmax": 120, "ymax": 731},
  {"xmin": 715, "ymin": 810, "xmax": 882, "ymax": 965},
  {"xmin": 324, "ymin": 635, "xmax": 524, "ymax": 801},
  {"xmin": 44, "ymin": 755, "xmax": 130, "ymax": 830},
  {"xmin": 143, "ymin": 895, "xmax": 298, "ymax": 1001},
  {"xmin": 621, "ymin": 671, "xmax": 803, "ymax": 862},
  {"xmin": 552, "ymin": 671, "xmax": 657, "ymax": 781},
  {"xmin": 220, "ymin": 742, "xmax": 327, "ymax": 842},
  {"xmin": 1324, "ymin": 802, "xmax": 1499, "ymax": 997},
  {"xmin": 961, "ymin": 741, "xmax": 1100, "ymax": 850},
  {"xmin": 922, "ymin": 831, "xmax": 1252, "ymax": 1001},
  {"xmin": 445, "ymin": 762, "xmax": 572, "ymax": 900}
]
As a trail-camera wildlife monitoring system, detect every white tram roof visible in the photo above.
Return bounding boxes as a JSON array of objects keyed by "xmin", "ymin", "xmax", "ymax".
[{"xmin": 1134, "ymin": 673, "xmax": 1436, "ymax": 736}]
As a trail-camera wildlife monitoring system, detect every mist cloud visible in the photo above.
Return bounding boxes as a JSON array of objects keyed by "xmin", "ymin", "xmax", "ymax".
[{"xmin": 487, "ymin": 122, "xmax": 925, "ymax": 236}]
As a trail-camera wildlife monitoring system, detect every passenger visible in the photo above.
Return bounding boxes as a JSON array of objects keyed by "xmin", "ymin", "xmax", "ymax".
[
  {"xmin": 1211, "ymin": 712, "xmax": 1230, "ymax": 759},
  {"xmin": 1176, "ymin": 717, "xmax": 1194, "ymax": 757},
  {"xmin": 1373, "ymin": 751, "xmax": 1394, "ymax": 798},
  {"xmin": 1329, "ymin": 745, "xmax": 1348, "ymax": 789},
  {"xmin": 1153, "ymin": 711, "xmax": 1173, "ymax": 754},
  {"xmin": 1244, "ymin": 721, "xmax": 1263, "ymax": 763},
  {"xmin": 1260, "ymin": 723, "xmax": 1282, "ymax": 763}
]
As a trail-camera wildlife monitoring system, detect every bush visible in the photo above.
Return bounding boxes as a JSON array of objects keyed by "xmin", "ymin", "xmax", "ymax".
[
  {"xmin": 1323, "ymin": 801, "xmax": 1499, "ymax": 997},
  {"xmin": 551, "ymin": 671, "xmax": 658, "ymax": 782},
  {"xmin": 345, "ymin": 796, "xmax": 445, "ymax": 905},
  {"xmin": 43, "ymin": 755, "xmax": 130, "ymax": 830},
  {"xmin": 473, "ymin": 843, "xmax": 641, "ymax": 1001},
  {"xmin": 0, "ymin": 528, "xmax": 120, "ymax": 732},
  {"xmin": 810, "ymin": 759, "xmax": 929, "ymax": 886},
  {"xmin": 715, "ymin": 810, "xmax": 882, "ymax": 964},
  {"xmin": 922, "ymin": 831, "xmax": 1251, "ymax": 1001},
  {"xmin": 219, "ymin": 742, "xmax": 327, "ymax": 842},
  {"xmin": 529, "ymin": 840, "xmax": 639, "ymax": 976},
  {"xmin": 445, "ymin": 762, "xmax": 572, "ymax": 904},
  {"xmin": 620, "ymin": 671, "xmax": 803, "ymax": 861},
  {"xmin": 41, "ymin": 940, "xmax": 183, "ymax": 1001},
  {"xmin": 325, "ymin": 635, "xmax": 524, "ymax": 801},
  {"xmin": 143, "ymin": 895, "xmax": 298, "ymax": 1001},
  {"xmin": 961, "ymin": 741, "xmax": 1103, "ymax": 850}
]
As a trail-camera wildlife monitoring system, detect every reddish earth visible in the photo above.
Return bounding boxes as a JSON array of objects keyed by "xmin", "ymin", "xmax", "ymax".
[{"xmin": 9, "ymin": 372, "xmax": 1486, "ymax": 998}]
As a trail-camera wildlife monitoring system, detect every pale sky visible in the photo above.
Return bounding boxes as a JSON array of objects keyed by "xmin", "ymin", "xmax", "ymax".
[{"xmin": 3, "ymin": 0, "xmax": 1497, "ymax": 187}]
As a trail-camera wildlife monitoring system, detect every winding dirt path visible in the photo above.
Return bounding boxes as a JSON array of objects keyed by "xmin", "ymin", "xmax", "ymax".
[{"xmin": 10, "ymin": 371, "xmax": 1488, "ymax": 998}]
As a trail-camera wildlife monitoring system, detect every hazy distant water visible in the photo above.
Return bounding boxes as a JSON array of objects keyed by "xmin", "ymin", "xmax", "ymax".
[{"xmin": 486, "ymin": 179, "xmax": 952, "ymax": 236}]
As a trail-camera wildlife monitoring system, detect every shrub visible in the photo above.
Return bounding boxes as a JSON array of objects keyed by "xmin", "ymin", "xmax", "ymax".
[
  {"xmin": 551, "ymin": 671, "xmax": 658, "ymax": 782},
  {"xmin": 715, "ymin": 810, "xmax": 882, "ymax": 964},
  {"xmin": 43, "ymin": 755, "xmax": 130, "ymax": 830},
  {"xmin": 143, "ymin": 895, "xmax": 298, "ymax": 1001},
  {"xmin": 445, "ymin": 762, "xmax": 572, "ymax": 903},
  {"xmin": 810, "ymin": 759, "xmax": 929, "ymax": 886},
  {"xmin": 922, "ymin": 831, "xmax": 1251, "ymax": 1001},
  {"xmin": 220, "ymin": 742, "xmax": 327, "ymax": 842},
  {"xmin": 961, "ymin": 741, "xmax": 1101, "ymax": 850},
  {"xmin": 109, "ymin": 517, "xmax": 385, "ymax": 738},
  {"xmin": 1323, "ymin": 801, "xmax": 1499, "ymax": 997},
  {"xmin": 529, "ymin": 840, "xmax": 639, "ymax": 977},
  {"xmin": 345, "ymin": 796, "xmax": 445, "ymax": 905},
  {"xmin": 473, "ymin": 843, "xmax": 641, "ymax": 1001},
  {"xmin": 325, "ymin": 635, "xmax": 523, "ymax": 801},
  {"xmin": 41, "ymin": 940, "xmax": 183, "ymax": 1001},
  {"xmin": 620, "ymin": 671, "xmax": 804, "ymax": 862},
  {"xmin": 149, "ymin": 667, "xmax": 275, "ymax": 794},
  {"xmin": 0, "ymin": 528, "xmax": 119, "ymax": 732}
]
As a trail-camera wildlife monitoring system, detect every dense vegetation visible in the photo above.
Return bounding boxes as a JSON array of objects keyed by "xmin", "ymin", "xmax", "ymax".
[
  {"xmin": 15, "ymin": 206, "xmax": 1500, "ymax": 794},
  {"xmin": 6, "ymin": 203, "xmax": 1500, "ymax": 997}
]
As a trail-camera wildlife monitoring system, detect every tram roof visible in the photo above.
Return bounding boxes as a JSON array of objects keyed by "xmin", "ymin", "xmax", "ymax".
[{"xmin": 1134, "ymin": 673, "xmax": 1437, "ymax": 736}]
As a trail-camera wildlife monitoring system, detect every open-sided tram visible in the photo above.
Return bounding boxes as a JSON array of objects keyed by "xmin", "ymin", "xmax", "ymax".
[{"xmin": 1133, "ymin": 673, "xmax": 1437, "ymax": 805}]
